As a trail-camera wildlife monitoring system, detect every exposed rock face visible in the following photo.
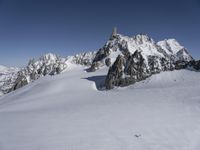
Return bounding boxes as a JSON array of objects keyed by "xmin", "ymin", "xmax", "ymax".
[
  {"xmin": 174, "ymin": 60, "xmax": 189, "ymax": 70},
  {"xmin": 105, "ymin": 55, "xmax": 125, "ymax": 89},
  {"xmin": 105, "ymin": 54, "xmax": 200, "ymax": 89},
  {"xmin": 105, "ymin": 58, "xmax": 111, "ymax": 67},
  {"xmin": 105, "ymin": 51, "xmax": 161, "ymax": 89},
  {"xmin": 91, "ymin": 34, "xmax": 193, "ymax": 73},
  {"xmin": 69, "ymin": 51, "xmax": 96, "ymax": 66},
  {"xmin": 124, "ymin": 50, "xmax": 149, "ymax": 79},
  {"xmin": 11, "ymin": 53, "xmax": 68, "ymax": 91},
  {"xmin": 190, "ymin": 60, "xmax": 200, "ymax": 70},
  {"xmin": 88, "ymin": 31, "xmax": 195, "ymax": 89},
  {"xmin": 12, "ymin": 74, "xmax": 28, "ymax": 91},
  {"xmin": 0, "ymin": 65, "xmax": 19, "ymax": 94},
  {"xmin": 8, "ymin": 51, "xmax": 96, "ymax": 94}
]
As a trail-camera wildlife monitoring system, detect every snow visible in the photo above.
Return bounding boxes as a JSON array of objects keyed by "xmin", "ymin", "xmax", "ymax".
[
  {"xmin": 0, "ymin": 65, "xmax": 18, "ymax": 73},
  {"xmin": 101, "ymin": 34, "xmax": 168, "ymax": 69},
  {"xmin": 157, "ymin": 39, "xmax": 184, "ymax": 55},
  {"xmin": 0, "ymin": 65, "xmax": 7, "ymax": 71},
  {"xmin": 0, "ymin": 65, "xmax": 19, "ymax": 94},
  {"xmin": 118, "ymin": 34, "xmax": 164, "ymax": 57},
  {"xmin": 0, "ymin": 66, "xmax": 200, "ymax": 150}
]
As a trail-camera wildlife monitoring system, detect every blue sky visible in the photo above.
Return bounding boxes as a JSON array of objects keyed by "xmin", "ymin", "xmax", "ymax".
[{"xmin": 0, "ymin": 0, "xmax": 200, "ymax": 67}]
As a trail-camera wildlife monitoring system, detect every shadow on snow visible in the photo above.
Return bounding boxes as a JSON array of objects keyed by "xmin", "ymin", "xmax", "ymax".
[{"xmin": 82, "ymin": 75, "xmax": 106, "ymax": 91}]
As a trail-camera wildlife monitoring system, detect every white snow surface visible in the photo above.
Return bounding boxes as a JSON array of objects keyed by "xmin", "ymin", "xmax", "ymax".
[
  {"xmin": 157, "ymin": 39, "xmax": 184, "ymax": 54},
  {"xmin": 0, "ymin": 66, "xmax": 200, "ymax": 150},
  {"xmin": 108, "ymin": 34, "xmax": 165, "ymax": 58}
]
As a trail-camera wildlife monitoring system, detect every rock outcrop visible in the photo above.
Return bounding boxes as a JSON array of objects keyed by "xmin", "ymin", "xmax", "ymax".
[
  {"xmin": 89, "ymin": 31, "xmax": 195, "ymax": 89},
  {"xmin": 11, "ymin": 53, "xmax": 67, "ymax": 91},
  {"xmin": 105, "ymin": 54, "xmax": 200, "ymax": 89},
  {"xmin": 90, "ymin": 33, "xmax": 193, "ymax": 73},
  {"xmin": 8, "ymin": 51, "xmax": 96, "ymax": 94},
  {"xmin": 0, "ymin": 65, "xmax": 19, "ymax": 94}
]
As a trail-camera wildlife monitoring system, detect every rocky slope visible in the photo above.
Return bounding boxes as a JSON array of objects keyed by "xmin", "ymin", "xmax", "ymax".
[
  {"xmin": 12, "ymin": 52, "xmax": 96, "ymax": 92},
  {"xmin": 91, "ymin": 34, "xmax": 192, "ymax": 71},
  {"xmin": 90, "ymin": 29, "xmax": 196, "ymax": 89},
  {"xmin": 0, "ymin": 65, "xmax": 19, "ymax": 95},
  {"xmin": 0, "ymin": 51, "xmax": 96, "ymax": 96}
]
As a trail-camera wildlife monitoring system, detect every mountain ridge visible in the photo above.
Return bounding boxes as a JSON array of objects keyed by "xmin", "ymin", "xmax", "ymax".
[{"xmin": 0, "ymin": 30, "xmax": 199, "ymax": 94}]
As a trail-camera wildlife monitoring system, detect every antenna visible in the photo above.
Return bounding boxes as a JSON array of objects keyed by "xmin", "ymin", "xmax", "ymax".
[{"xmin": 110, "ymin": 27, "xmax": 117, "ymax": 39}]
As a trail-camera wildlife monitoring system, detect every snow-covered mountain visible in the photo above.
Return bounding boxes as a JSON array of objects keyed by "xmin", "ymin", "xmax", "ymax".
[
  {"xmin": 0, "ymin": 51, "xmax": 96, "ymax": 96},
  {"xmin": 0, "ymin": 65, "xmax": 19, "ymax": 95},
  {"xmin": 0, "ymin": 29, "xmax": 198, "ymax": 93},
  {"xmin": 89, "ymin": 30, "xmax": 194, "ymax": 89},
  {"xmin": 91, "ymin": 33, "xmax": 193, "ymax": 71},
  {"xmin": 157, "ymin": 39, "xmax": 193, "ymax": 61}
]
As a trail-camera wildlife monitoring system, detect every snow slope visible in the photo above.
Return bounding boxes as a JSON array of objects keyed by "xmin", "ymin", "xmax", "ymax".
[{"xmin": 0, "ymin": 67, "xmax": 200, "ymax": 150}]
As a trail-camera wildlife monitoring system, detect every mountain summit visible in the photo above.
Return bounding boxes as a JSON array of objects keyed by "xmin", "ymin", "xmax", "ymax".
[
  {"xmin": 89, "ymin": 30, "xmax": 197, "ymax": 89},
  {"xmin": 0, "ymin": 29, "xmax": 199, "ymax": 94}
]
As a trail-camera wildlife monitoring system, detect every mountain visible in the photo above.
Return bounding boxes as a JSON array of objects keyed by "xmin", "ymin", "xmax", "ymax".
[
  {"xmin": 91, "ymin": 33, "xmax": 193, "ymax": 71},
  {"xmin": 89, "ymin": 30, "xmax": 195, "ymax": 89},
  {"xmin": 0, "ymin": 29, "xmax": 198, "ymax": 93},
  {"xmin": 157, "ymin": 39, "xmax": 193, "ymax": 61},
  {"xmin": 0, "ymin": 65, "xmax": 19, "ymax": 95},
  {"xmin": 0, "ymin": 51, "xmax": 96, "ymax": 96}
]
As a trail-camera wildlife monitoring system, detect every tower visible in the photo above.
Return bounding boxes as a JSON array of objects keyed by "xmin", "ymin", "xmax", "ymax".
[{"xmin": 110, "ymin": 27, "xmax": 117, "ymax": 39}]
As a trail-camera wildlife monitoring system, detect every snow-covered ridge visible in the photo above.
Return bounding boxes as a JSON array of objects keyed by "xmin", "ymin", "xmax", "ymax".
[
  {"xmin": 67, "ymin": 51, "xmax": 96, "ymax": 66},
  {"xmin": 90, "ymin": 29, "xmax": 195, "ymax": 89},
  {"xmin": 157, "ymin": 39, "xmax": 192, "ymax": 61},
  {"xmin": 0, "ymin": 51, "xmax": 97, "ymax": 96},
  {"xmin": 0, "ymin": 65, "xmax": 19, "ymax": 95},
  {"xmin": 91, "ymin": 32, "xmax": 193, "ymax": 71},
  {"xmin": 0, "ymin": 29, "xmax": 196, "ymax": 94},
  {"xmin": 12, "ymin": 51, "xmax": 97, "ymax": 92}
]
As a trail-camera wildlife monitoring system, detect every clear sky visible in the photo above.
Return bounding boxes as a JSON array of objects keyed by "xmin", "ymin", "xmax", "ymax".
[{"xmin": 0, "ymin": 0, "xmax": 199, "ymax": 67}]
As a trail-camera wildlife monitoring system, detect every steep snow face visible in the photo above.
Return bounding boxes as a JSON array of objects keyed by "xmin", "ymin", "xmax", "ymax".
[
  {"xmin": 157, "ymin": 39, "xmax": 193, "ymax": 61},
  {"xmin": 157, "ymin": 39, "xmax": 183, "ymax": 54},
  {"xmin": 107, "ymin": 34, "xmax": 166, "ymax": 63},
  {"xmin": 0, "ymin": 65, "xmax": 19, "ymax": 95},
  {"xmin": 0, "ymin": 67, "xmax": 200, "ymax": 150}
]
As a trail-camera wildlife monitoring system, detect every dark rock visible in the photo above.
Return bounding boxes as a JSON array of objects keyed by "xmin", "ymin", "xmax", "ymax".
[
  {"xmin": 105, "ymin": 58, "xmax": 111, "ymax": 67},
  {"xmin": 124, "ymin": 50, "xmax": 149, "ymax": 79},
  {"xmin": 189, "ymin": 60, "xmax": 200, "ymax": 70},
  {"xmin": 174, "ymin": 60, "xmax": 189, "ymax": 70},
  {"xmin": 13, "ymin": 74, "xmax": 28, "ymax": 90},
  {"xmin": 105, "ymin": 55, "xmax": 125, "ymax": 89}
]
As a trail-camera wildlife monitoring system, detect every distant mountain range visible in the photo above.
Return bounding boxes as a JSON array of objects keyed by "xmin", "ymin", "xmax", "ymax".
[{"xmin": 0, "ymin": 29, "xmax": 199, "ymax": 95}]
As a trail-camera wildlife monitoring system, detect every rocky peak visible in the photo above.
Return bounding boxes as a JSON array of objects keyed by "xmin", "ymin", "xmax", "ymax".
[
  {"xmin": 133, "ymin": 34, "xmax": 155, "ymax": 44},
  {"xmin": 0, "ymin": 65, "xmax": 19, "ymax": 95},
  {"xmin": 11, "ymin": 53, "xmax": 68, "ymax": 91},
  {"xmin": 91, "ymin": 30, "xmax": 193, "ymax": 73}
]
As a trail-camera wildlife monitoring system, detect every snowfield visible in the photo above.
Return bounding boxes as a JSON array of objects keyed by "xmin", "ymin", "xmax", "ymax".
[{"xmin": 0, "ymin": 66, "xmax": 200, "ymax": 150}]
